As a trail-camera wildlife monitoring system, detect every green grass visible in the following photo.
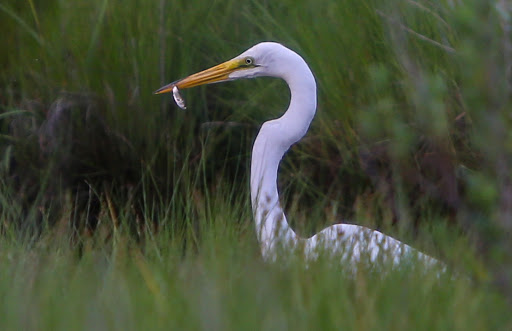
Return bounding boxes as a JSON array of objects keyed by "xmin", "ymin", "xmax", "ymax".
[
  {"xmin": 0, "ymin": 212, "xmax": 509, "ymax": 331},
  {"xmin": 1, "ymin": 0, "xmax": 512, "ymax": 329},
  {"xmin": 0, "ymin": 221, "xmax": 509, "ymax": 330}
]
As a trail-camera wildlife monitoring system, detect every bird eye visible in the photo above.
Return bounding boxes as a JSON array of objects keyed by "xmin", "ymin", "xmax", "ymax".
[{"xmin": 244, "ymin": 57, "xmax": 254, "ymax": 65}]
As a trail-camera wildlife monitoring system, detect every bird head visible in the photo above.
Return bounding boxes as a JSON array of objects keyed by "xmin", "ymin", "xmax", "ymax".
[{"xmin": 154, "ymin": 42, "xmax": 290, "ymax": 94}]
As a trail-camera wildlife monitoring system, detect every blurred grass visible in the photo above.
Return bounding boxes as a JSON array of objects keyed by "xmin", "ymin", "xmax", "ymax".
[
  {"xmin": 1, "ymin": 0, "xmax": 512, "ymax": 328},
  {"xmin": 0, "ymin": 223, "xmax": 510, "ymax": 331}
]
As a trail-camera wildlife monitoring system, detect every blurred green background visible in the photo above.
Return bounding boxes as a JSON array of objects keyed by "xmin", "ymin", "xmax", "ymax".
[{"xmin": 1, "ymin": 0, "xmax": 512, "ymax": 329}]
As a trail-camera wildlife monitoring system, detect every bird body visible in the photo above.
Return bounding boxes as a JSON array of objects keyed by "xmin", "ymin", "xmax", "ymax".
[{"xmin": 156, "ymin": 42, "xmax": 442, "ymax": 270}]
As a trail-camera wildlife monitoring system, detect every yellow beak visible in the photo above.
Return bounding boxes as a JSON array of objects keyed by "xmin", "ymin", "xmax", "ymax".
[{"xmin": 154, "ymin": 58, "xmax": 241, "ymax": 94}]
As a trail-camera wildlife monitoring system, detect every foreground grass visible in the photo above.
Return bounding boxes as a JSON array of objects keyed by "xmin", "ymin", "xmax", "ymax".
[
  {"xmin": 0, "ymin": 192, "xmax": 509, "ymax": 331},
  {"xmin": 0, "ymin": 222, "xmax": 509, "ymax": 331}
]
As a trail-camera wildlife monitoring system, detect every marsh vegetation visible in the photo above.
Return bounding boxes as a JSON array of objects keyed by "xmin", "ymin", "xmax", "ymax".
[{"xmin": 1, "ymin": 0, "xmax": 511, "ymax": 329}]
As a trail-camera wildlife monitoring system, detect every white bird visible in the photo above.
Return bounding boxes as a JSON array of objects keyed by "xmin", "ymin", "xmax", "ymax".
[{"xmin": 156, "ymin": 42, "xmax": 442, "ymax": 270}]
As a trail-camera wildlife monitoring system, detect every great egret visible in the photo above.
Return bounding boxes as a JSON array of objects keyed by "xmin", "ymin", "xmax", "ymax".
[{"xmin": 156, "ymin": 42, "xmax": 441, "ymax": 269}]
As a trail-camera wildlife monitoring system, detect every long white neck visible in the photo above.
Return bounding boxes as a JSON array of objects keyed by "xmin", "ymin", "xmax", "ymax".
[{"xmin": 250, "ymin": 52, "xmax": 317, "ymax": 259}]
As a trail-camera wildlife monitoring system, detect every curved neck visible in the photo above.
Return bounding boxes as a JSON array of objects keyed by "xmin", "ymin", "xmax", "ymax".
[{"xmin": 250, "ymin": 57, "xmax": 317, "ymax": 259}]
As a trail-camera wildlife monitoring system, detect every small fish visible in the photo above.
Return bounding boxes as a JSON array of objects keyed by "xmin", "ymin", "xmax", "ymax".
[{"xmin": 172, "ymin": 86, "xmax": 186, "ymax": 110}]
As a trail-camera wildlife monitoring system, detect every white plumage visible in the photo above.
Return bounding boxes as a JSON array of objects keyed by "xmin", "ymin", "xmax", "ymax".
[{"xmin": 156, "ymin": 42, "xmax": 442, "ymax": 270}]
